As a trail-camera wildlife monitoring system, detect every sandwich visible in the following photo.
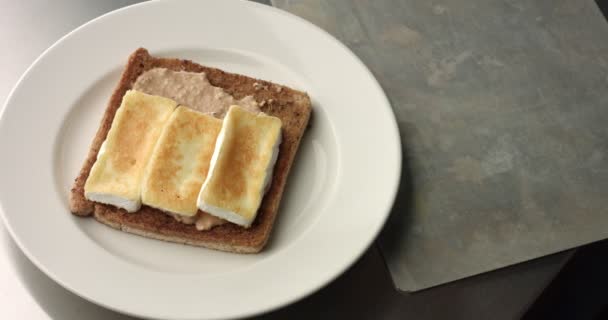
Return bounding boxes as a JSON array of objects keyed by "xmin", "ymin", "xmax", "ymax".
[{"xmin": 69, "ymin": 48, "xmax": 312, "ymax": 253}]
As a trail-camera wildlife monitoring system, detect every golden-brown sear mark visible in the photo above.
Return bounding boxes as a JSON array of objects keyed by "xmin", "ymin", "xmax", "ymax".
[
  {"xmin": 84, "ymin": 90, "xmax": 177, "ymax": 200},
  {"xmin": 199, "ymin": 105, "xmax": 282, "ymax": 221},
  {"xmin": 141, "ymin": 106, "xmax": 222, "ymax": 216}
]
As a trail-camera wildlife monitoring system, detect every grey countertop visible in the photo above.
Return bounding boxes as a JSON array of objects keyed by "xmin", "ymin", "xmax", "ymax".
[{"xmin": 0, "ymin": 0, "xmax": 578, "ymax": 319}]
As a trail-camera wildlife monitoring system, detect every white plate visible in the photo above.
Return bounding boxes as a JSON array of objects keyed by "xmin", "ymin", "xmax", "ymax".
[{"xmin": 0, "ymin": 0, "xmax": 401, "ymax": 319}]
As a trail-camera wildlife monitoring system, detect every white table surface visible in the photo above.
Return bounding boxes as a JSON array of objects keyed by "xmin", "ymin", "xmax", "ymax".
[{"xmin": 0, "ymin": 1, "xmax": 571, "ymax": 319}]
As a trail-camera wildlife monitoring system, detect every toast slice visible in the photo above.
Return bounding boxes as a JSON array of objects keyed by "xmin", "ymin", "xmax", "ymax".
[{"xmin": 69, "ymin": 48, "xmax": 312, "ymax": 253}]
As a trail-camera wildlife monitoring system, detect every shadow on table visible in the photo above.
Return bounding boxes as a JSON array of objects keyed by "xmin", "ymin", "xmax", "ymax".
[
  {"xmin": 255, "ymin": 246, "xmax": 398, "ymax": 320},
  {"xmin": 377, "ymin": 126, "xmax": 415, "ymax": 256},
  {"xmin": 3, "ymin": 231, "xmax": 136, "ymax": 320}
]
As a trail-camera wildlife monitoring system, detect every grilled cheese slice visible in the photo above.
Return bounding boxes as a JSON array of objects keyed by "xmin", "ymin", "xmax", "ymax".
[
  {"xmin": 141, "ymin": 106, "xmax": 222, "ymax": 216},
  {"xmin": 197, "ymin": 105, "xmax": 282, "ymax": 227},
  {"xmin": 84, "ymin": 90, "xmax": 177, "ymax": 212}
]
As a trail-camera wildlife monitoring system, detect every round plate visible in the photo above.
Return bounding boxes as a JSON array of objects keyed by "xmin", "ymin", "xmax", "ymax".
[{"xmin": 0, "ymin": 0, "xmax": 401, "ymax": 319}]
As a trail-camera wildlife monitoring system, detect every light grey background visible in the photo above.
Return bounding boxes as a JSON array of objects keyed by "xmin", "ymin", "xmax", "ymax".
[{"xmin": 0, "ymin": 0, "xmax": 573, "ymax": 319}]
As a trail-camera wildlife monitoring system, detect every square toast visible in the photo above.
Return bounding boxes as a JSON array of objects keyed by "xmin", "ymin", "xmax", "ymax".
[{"xmin": 69, "ymin": 48, "xmax": 312, "ymax": 253}]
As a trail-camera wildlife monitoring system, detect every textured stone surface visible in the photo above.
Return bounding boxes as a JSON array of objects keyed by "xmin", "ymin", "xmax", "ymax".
[{"xmin": 274, "ymin": 0, "xmax": 608, "ymax": 290}]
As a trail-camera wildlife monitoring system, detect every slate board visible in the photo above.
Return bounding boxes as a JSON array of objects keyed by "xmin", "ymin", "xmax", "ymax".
[{"xmin": 273, "ymin": 0, "xmax": 608, "ymax": 291}]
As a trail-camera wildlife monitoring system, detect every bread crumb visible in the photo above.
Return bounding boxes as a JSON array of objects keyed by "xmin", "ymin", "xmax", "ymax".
[
  {"xmin": 268, "ymin": 99, "xmax": 274, "ymax": 104},
  {"xmin": 275, "ymin": 86, "xmax": 282, "ymax": 93},
  {"xmin": 260, "ymin": 100, "xmax": 266, "ymax": 107},
  {"xmin": 253, "ymin": 82, "xmax": 270, "ymax": 91}
]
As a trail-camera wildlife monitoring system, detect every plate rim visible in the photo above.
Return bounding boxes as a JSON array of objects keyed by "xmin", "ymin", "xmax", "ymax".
[{"xmin": 0, "ymin": 0, "xmax": 402, "ymax": 318}]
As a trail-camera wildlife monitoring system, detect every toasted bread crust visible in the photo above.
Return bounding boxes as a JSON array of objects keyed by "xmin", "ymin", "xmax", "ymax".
[{"xmin": 70, "ymin": 48, "xmax": 312, "ymax": 253}]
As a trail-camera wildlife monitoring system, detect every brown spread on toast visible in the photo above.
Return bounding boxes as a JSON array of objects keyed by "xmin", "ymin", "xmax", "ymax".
[{"xmin": 134, "ymin": 68, "xmax": 260, "ymax": 117}]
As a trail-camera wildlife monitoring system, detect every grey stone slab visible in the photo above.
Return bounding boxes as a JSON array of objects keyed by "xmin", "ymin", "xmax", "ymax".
[{"xmin": 274, "ymin": 0, "xmax": 608, "ymax": 291}]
